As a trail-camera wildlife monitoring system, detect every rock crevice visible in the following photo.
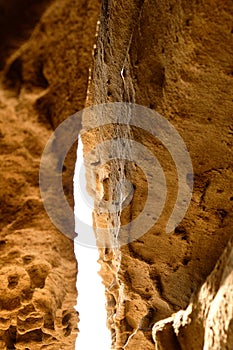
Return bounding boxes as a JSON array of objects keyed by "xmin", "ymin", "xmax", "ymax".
[{"xmin": 0, "ymin": 0, "xmax": 232, "ymax": 349}]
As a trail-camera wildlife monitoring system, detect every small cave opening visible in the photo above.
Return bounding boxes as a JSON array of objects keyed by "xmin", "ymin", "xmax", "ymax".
[{"xmin": 73, "ymin": 136, "xmax": 112, "ymax": 349}]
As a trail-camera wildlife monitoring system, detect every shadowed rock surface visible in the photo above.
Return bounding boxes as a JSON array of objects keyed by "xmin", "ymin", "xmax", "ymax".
[{"xmin": 0, "ymin": 0, "xmax": 99, "ymax": 348}]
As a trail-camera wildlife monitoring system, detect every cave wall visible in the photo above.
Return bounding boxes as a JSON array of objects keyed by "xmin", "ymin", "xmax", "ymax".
[
  {"xmin": 0, "ymin": 0, "xmax": 100, "ymax": 348},
  {"xmin": 85, "ymin": 0, "xmax": 233, "ymax": 349}
]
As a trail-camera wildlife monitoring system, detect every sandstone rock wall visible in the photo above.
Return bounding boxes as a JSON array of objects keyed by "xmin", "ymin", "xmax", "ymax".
[
  {"xmin": 85, "ymin": 0, "xmax": 233, "ymax": 349},
  {"xmin": 0, "ymin": 0, "xmax": 100, "ymax": 348},
  {"xmin": 152, "ymin": 235, "xmax": 233, "ymax": 350}
]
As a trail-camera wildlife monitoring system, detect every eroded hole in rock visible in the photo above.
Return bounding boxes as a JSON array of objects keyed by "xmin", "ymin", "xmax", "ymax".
[
  {"xmin": 7, "ymin": 274, "xmax": 19, "ymax": 289},
  {"xmin": 73, "ymin": 136, "xmax": 112, "ymax": 349}
]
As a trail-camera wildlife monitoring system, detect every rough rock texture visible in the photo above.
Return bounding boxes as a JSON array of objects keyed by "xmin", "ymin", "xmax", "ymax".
[
  {"xmin": 152, "ymin": 235, "xmax": 233, "ymax": 350},
  {"xmin": 0, "ymin": 0, "xmax": 99, "ymax": 348},
  {"xmin": 84, "ymin": 0, "xmax": 233, "ymax": 349}
]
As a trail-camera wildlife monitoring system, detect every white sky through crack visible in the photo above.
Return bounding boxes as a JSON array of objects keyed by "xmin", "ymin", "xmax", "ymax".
[{"xmin": 74, "ymin": 136, "xmax": 112, "ymax": 350}]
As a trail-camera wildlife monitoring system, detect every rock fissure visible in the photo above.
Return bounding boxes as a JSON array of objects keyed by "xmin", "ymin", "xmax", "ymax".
[{"xmin": 0, "ymin": 0, "xmax": 232, "ymax": 349}]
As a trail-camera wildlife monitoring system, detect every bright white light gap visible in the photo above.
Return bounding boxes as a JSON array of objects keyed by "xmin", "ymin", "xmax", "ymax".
[{"xmin": 74, "ymin": 136, "xmax": 112, "ymax": 350}]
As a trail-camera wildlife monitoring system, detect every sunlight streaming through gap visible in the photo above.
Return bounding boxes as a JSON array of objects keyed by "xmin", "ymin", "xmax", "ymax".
[{"xmin": 74, "ymin": 137, "xmax": 112, "ymax": 350}]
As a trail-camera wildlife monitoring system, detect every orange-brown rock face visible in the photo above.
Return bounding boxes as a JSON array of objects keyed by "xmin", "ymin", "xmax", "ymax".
[
  {"xmin": 0, "ymin": 0, "xmax": 99, "ymax": 348},
  {"xmin": 152, "ymin": 236, "xmax": 233, "ymax": 350},
  {"xmin": 84, "ymin": 0, "xmax": 233, "ymax": 349}
]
